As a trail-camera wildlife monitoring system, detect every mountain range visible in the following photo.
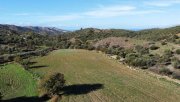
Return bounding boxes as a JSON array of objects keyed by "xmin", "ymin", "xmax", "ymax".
[{"xmin": 0, "ymin": 24, "xmax": 68, "ymax": 35}]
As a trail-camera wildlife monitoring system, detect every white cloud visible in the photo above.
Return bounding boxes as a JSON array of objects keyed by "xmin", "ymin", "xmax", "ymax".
[
  {"xmin": 11, "ymin": 4, "xmax": 163, "ymax": 23},
  {"xmin": 83, "ymin": 5, "xmax": 162, "ymax": 18},
  {"xmin": 84, "ymin": 5, "xmax": 136, "ymax": 17},
  {"xmin": 145, "ymin": 0, "xmax": 180, "ymax": 7}
]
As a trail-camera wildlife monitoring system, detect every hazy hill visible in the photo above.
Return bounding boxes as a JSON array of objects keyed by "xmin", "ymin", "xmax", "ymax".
[{"xmin": 0, "ymin": 24, "xmax": 68, "ymax": 35}]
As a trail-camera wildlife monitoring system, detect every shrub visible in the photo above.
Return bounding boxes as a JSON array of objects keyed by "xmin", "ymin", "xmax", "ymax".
[
  {"xmin": 159, "ymin": 68, "xmax": 172, "ymax": 75},
  {"xmin": 164, "ymin": 49, "xmax": 173, "ymax": 57},
  {"xmin": 14, "ymin": 56, "xmax": 23, "ymax": 63},
  {"xmin": 159, "ymin": 54, "xmax": 171, "ymax": 64},
  {"xmin": 20, "ymin": 59, "xmax": 30, "ymax": 70},
  {"xmin": 134, "ymin": 45, "xmax": 149, "ymax": 55},
  {"xmin": 125, "ymin": 53, "xmax": 155, "ymax": 68},
  {"xmin": 172, "ymin": 59, "xmax": 180, "ymax": 69},
  {"xmin": 87, "ymin": 45, "xmax": 95, "ymax": 51},
  {"xmin": 105, "ymin": 48, "xmax": 113, "ymax": 54},
  {"xmin": 39, "ymin": 73, "xmax": 65, "ymax": 97},
  {"xmin": 175, "ymin": 49, "xmax": 180, "ymax": 54},
  {"xmin": 172, "ymin": 72, "xmax": 180, "ymax": 79},
  {"xmin": 150, "ymin": 45, "xmax": 159, "ymax": 50},
  {"xmin": 161, "ymin": 41, "xmax": 167, "ymax": 45}
]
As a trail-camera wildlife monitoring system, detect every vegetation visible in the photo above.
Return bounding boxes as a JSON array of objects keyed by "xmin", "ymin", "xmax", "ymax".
[
  {"xmin": 150, "ymin": 45, "xmax": 159, "ymax": 50},
  {"xmin": 1, "ymin": 24, "xmax": 180, "ymax": 101},
  {"xmin": 29, "ymin": 50, "xmax": 180, "ymax": 102},
  {"xmin": 39, "ymin": 73, "xmax": 65, "ymax": 97},
  {"xmin": 159, "ymin": 67, "xmax": 172, "ymax": 75},
  {"xmin": 0, "ymin": 63, "xmax": 37, "ymax": 100},
  {"xmin": 175, "ymin": 49, "xmax": 180, "ymax": 54},
  {"xmin": 172, "ymin": 58, "xmax": 180, "ymax": 69}
]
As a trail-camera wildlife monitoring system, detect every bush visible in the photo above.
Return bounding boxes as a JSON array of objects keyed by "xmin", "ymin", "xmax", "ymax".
[
  {"xmin": 134, "ymin": 45, "xmax": 149, "ymax": 55},
  {"xmin": 159, "ymin": 68, "xmax": 172, "ymax": 75},
  {"xmin": 39, "ymin": 73, "xmax": 65, "ymax": 97},
  {"xmin": 173, "ymin": 59, "xmax": 180, "ymax": 69},
  {"xmin": 150, "ymin": 45, "xmax": 159, "ymax": 50},
  {"xmin": 161, "ymin": 41, "xmax": 167, "ymax": 45},
  {"xmin": 87, "ymin": 45, "xmax": 95, "ymax": 51},
  {"xmin": 20, "ymin": 59, "xmax": 30, "ymax": 70},
  {"xmin": 164, "ymin": 49, "xmax": 173, "ymax": 57},
  {"xmin": 172, "ymin": 72, "xmax": 180, "ymax": 79},
  {"xmin": 175, "ymin": 49, "xmax": 180, "ymax": 54},
  {"xmin": 14, "ymin": 56, "xmax": 23, "ymax": 63},
  {"xmin": 125, "ymin": 53, "xmax": 156, "ymax": 68}
]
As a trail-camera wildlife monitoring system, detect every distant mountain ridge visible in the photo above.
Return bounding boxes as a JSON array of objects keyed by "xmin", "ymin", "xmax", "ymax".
[{"xmin": 0, "ymin": 24, "xmax": 68, "ymax": 35}]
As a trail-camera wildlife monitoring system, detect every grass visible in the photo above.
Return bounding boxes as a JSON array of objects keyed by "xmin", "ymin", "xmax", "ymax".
[
  {"xmin": 30, "ymin": 49, "xmax": 180, "ymax": 102},
  {"xmin": 0, "ymin": 63, "xmax": 38, "ymax": 100}
]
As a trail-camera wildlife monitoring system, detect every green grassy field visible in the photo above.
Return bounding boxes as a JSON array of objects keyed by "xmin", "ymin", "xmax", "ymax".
[
  {"xmin": 30, "ymin": 49, "xmax": 180, "ymax": 102},
  {"xmin": 0, "ymin": 63, "xmax": 38, "ymax": 100}
]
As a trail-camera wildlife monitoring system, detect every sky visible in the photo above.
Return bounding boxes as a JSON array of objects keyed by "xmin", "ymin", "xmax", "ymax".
[{"xmin": 0, "ymin": 0, "xmax": 180, "ymax": 30}]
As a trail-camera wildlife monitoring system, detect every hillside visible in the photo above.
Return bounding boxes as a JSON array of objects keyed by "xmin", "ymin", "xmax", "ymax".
[
  {"xmin": 94, "ymin": 37, "xmax": 148, "ymax": 48},
  {"xmin": 65, "ymin": 26, "xmax": 180, "ymax": 44},
  {"xmin": 135, "ymin": 26, "xmax": 180, "ymax": 42},
  {"xmin": 0, "ymin": 24, "xmax": 67, "ymax": 35},
  {"xmin": 0, "ymin": 63, "xmax": 38, "ymax": 100},
  {"xmin": 26, "ymin": 49, "xmax": 180, "ymax": 102}
]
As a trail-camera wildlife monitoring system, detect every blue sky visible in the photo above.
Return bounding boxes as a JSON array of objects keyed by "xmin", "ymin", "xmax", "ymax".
[{"xmin": 0, "ymin": 0, "xmax": 180, "ymax": 30}]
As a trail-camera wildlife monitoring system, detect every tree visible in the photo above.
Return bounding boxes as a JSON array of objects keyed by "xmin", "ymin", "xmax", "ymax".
[{"xmin": 39, "ymin": 73, "xmax": 65, "ymax": 97}]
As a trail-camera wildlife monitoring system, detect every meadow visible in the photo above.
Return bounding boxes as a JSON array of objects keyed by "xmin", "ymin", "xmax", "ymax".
[
  {"xmin": 0, "ymin": 63, "xmax": 38, "ymax": 100},
  {"xmin": 29, "ymin": 49, "xmax": 180, "ymax": 102}
]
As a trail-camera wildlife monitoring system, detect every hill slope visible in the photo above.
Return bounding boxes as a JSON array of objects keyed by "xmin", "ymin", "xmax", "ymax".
[
  {"xmin": 0, "ymin": 63, "xmax": 38, "ymax": 100},
  {"xmin": 0, "ymin": 24, "xmax": 67, "ymax": 35},
  {"xmin": 30, "ymin": 49, "xmax": 180, "ymax": 102}
]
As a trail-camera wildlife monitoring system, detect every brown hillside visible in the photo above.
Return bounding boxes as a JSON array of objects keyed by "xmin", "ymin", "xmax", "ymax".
[{"xmin": 94, "ymin": 37, "xmax": 148, "ymax": 48}]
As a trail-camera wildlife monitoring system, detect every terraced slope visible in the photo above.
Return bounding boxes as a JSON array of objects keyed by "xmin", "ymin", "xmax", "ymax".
[
  {"xmin": 30, "ymin": 49, "xmax": 180, "ymax": 102},
  {"xmin": 0, "ymin": 63, "xmax": 38, "ymax": 100}
]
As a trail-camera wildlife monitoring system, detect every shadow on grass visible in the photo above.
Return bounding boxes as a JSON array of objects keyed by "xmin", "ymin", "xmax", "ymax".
[
  {"xmin": 26, "ymin": 61, "xmax": 48, "ymax": 69},
  {"xmin": 62, "ymin": 83, "xmax": 104, "ymax": 96},
  {"xmin": 2, "ymin": 94, "xmax": 50, "ymax": 102},
  {"xmin": 2, "ymin": 83, "xmax": 104, "ymax": 102},
  {"xmin": 29, "ymin": 65, "xmax": 48, "ymax": 69}
]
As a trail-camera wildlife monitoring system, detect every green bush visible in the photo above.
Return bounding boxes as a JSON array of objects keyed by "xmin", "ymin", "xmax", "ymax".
[
  {"xmin": 20, "ymin": 59, "xmax": 30, "ymax": 70},
  {"xmin": 134, "ymin": 45, "xmax": 149, "ymax": 55},
  {"xmin": 159, "ymin": 68, "xmax": 172, "ymax": 75},
  {"xmin": 39, "ymin": 73, "xmax": 65, "ymax": 97},
  {"xmin": 172, "ymin": 58, "xmax": 180, "ymax": 69},
  {"xmin": 161, "ymin": 41, "xmax": 167, "ymax": 45},
  {"xmin": 150, "ymin": 45, "xmax": 159, "ymax": 50},
  {"xmin": 175, "ymin": 49, "xmax": 180, "ymax": 54},
  {"xmin": 87, "ymin": 45, "xmax": 95, "ymax": 51},
  {"xmin": 164, "ymin": 49, "xmax": 173, "ymax": 57},
  {"xmin": 172, "ymin": 72, "xmax": 180, "ymax": 79},
  {"xmin": 159, "ymin": 54, "xmax": 171, "ymax": 64},
  {"xmin": 125, "ymin": 53, "xmax": 156, "ymax": 68},
  {"xmin": 14, "ymin": 56, "xmax": 23, "ymax": 63}
]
